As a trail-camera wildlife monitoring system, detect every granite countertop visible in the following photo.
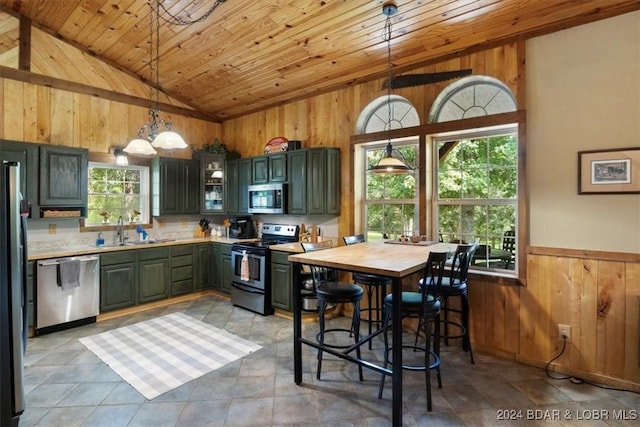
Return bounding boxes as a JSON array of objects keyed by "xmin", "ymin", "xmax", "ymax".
[{"xmin": 27, "ymin": 236, "xmax": 259, "ymax": 261}]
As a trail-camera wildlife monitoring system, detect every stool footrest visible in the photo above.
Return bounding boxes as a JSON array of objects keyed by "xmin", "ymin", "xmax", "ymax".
[
  {"xmin": 316, "ymin": 328, "xmax": 358, "ymax": 350},
  {"xmin": 383, "ymin": 345, "xmax": 441, "ymax": 371}
]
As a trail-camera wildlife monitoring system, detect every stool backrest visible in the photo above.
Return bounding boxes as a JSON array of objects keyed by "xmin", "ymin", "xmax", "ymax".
[
  {"xmin": 421, "ymin": 251, "xmax": 450, "ymax": 300},
  {"xmin": 448, "ymin": 243, "xmax": 478, "ymax": 285},
  {"xmin": 301, "ymin": 241, "xmax": 337, "ymax": 284},
  {"xmin": 343, "ymin": 234, "xmax": 365, "ymax": 245}
]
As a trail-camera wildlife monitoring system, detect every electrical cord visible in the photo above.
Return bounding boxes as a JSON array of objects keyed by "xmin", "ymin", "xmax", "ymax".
[
  {"xmin": 545, "ymin": 336, "xmax": 571, "ymax": 380},
  {"xmin": 544, "ymin": 336, "xmax": 640, "ymax": 395}
]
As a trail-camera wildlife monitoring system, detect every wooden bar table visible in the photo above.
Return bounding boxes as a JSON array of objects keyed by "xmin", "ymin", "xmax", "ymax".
[{"xmin": 288, "ymin": 241, "xmax": 456, "ymax": 426}]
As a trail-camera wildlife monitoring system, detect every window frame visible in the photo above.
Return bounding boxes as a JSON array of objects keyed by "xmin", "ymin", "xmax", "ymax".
[
  {"xmin": 432, "ymin": 125, "xmax": 519, "ymax": 274},
  {"xmin": 80, "ymin": 161, "xmax": 152, "ymax": 232},
  {"xmin": 362, "ymin": 138, "xmax": 420, "ymax": 240}
]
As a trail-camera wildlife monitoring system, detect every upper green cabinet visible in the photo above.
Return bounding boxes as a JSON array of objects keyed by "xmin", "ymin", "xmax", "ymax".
[
  {"xmin": 152, "ymin": 157, "xmax": 201, "ymax": 216},
  {"xmin": 287, "ymin": 150, "xmax": 307, "ymax": 215},
  {"xmin": 39, "ymin": 145, "xmax": 88, "ymax": 207},
  {"xmin": 201, "ymin": 153, "xmax": 226, "ymax": 214},
  {"xmin": 252, "ymin": 153, "xmax": 287, "ymax": 184},
  {"xmin": 288, "ymin": 148, "xmax": 340, "ymax": 215},
  {"xmin": 0, "ymin": 140, "xmax": 39, "ymax": 217},
  {"xmin": 226, "ymin": 158, "xmax": 251, "ymax": 215}
]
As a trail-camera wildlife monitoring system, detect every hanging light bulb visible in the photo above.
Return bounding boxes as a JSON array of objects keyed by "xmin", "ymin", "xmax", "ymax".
[{"xmin": 368, "ymin": 1, "xmax": 413, "ymax": 175}]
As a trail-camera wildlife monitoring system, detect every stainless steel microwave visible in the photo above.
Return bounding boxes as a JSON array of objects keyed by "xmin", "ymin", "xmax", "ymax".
[{"xmin": 248, "ymin": 183, "xmax": 286, "ymax": 214}]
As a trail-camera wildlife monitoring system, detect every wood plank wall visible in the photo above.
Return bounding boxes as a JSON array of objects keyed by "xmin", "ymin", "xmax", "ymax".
[
  {"xmin": 469, "ymin": 249, "xmax": 640, "ymax": 391},
  {"xmin": 0, "ymin": 77, "xmax": 220, "ymax": 157}
]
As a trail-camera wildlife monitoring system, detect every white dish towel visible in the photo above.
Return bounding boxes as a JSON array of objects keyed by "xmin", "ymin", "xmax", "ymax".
[{"xmin": 240, "ymin": 250, "xmax": 250, "ymax": 281}]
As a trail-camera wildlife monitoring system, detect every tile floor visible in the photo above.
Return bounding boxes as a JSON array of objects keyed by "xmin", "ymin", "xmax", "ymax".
[{"xmin": 21, "ymin": 294, "xmax": 639, "ymax": 426}]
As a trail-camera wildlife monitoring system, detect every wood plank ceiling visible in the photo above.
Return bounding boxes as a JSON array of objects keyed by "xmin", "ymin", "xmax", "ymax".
[{"xmin": 0, "ymin": 0, "xmax": 638, "ymax": 121}]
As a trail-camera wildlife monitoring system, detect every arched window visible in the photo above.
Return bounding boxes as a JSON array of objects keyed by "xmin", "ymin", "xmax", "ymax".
[
  {"xmin": 356, "ymin": 95, "xmax": 420, "ymax": 133},
  {"xmin": 428, "ymin": 75, "xmax": 516, "ymax": 123}
]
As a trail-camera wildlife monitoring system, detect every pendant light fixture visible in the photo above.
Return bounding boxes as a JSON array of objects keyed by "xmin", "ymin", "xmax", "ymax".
[
  {"xmin": 368, "ymin": 1, "xmax": 413, "ymax": 175},
  {"xmin": 125, "ymin": 0, "xmax": 186, "ymax": 154}
]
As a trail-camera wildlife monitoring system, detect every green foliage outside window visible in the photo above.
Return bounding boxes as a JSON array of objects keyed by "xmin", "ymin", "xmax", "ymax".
[
  {"xmin": 87, "ymin": 165, "xmax": 146, "ymax": 224},
  {"xmin": 437, "ymin": 132, "xmax": 517, "ymax": 269}
]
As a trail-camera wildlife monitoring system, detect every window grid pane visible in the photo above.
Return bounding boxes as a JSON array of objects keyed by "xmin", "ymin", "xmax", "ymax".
[
  {"xmin": 88, "ymin": 164, "xmax": 147, "ymax": 224},
  {"xmin": 436, "ymin": 131, "xmax": 517, "ymax": 271}
]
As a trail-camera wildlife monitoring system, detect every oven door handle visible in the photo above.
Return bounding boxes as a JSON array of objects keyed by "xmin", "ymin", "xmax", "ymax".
[{"xmin": 232, "ymin": 282, "xmax": 263, "ymax": 294}]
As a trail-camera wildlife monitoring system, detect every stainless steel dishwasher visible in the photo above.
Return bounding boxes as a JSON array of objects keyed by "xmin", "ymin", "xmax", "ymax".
[{"xmin": 36, "ymin": 255, "xmax": 100, "ymax": 335}]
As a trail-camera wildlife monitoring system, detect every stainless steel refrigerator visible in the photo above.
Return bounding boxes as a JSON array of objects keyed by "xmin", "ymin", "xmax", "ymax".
[{"xmin": 0, "ymin": 161, "xmax": 27, "ymax": 426}]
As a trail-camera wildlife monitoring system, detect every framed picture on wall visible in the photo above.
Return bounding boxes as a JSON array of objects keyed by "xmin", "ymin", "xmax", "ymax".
[{"xmin": 578, "ymin": 147, "xmax": 640, "ymax": 194}]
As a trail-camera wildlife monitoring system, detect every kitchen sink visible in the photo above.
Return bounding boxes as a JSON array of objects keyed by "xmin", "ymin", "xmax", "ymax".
[
  {"xmin": 89, "ymin": 242, "xmax": 127, "ymax": 248},
  {"xmin": 89, "ymin": 239, "xmax": 175, "ymax": 249}
]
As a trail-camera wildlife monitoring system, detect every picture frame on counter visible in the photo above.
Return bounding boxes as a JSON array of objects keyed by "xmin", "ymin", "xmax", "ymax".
[{"xmin": 578, "ymin": 147, "xmax": 640, "ymax": 194}]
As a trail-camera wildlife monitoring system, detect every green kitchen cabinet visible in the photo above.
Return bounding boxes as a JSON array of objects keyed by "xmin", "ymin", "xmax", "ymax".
[
  {"xmin": 220, "ymin": 243, "xmax": 233, "ymax": 293},
  {"xmin": 183, "ymin": 159, "xmax": 201, "ymax": 214},
  {"xmin": 138, "ymin": 247, "xmax": 170, "ymax": 303},
  {"xmin": 270, "ymin": 250, "xmax": 292, "ymax": 311},
  {"xmin": 39, "ymin": 145, "xmax": 88, "ymax": 207},
  {"xmin": 225, "ymin": 159, "xmax": 239, "ymax": 214},
  {"xmin": 201, "ymin": 154, "xmax": 226, "ymax": 214},
  {"xmin": 151, "ymin": 157, "xmax": 201, "ymax": 216},
  {"xmin": 307, "ymin": 148, "xmax": 340, "ymax": 215},
  {"xmin": 226, "ymin": 158, "xmax": 251, "ymax": 215},
  {"xmin": 210, "ymin": 243, "xmax": 222, "ymax": 290},
  {"xmin": 252, "ymin": 152, "xmax": 287, "ymax": 184},
  {"xmin": 237, "ymin": 158, "xmax": 252, "ymax": 214},
  {"xmin": 0, "ymin": 140, "xmax": 39, "ymax": 218},
  {"xmin": 324, "ymin": 148, "xmax": 341, "ymax": 214},
  {"xmin": 100, "ymin": 252, "xmax": 137, "ymax": 312},
  {"xmin": 252, "ymin": 156, "xmax": 269, "ymax": 184},
  {"xmin": 287, "ymin": 148, "xmax": 340, "ymax": 216},
  {"xmin": 170, "ymin": 244, "xmax": 194, "ymax": 296},
  {"xmin": 194, "ymin": 243, "xmax": 211, "ymax": 291},
  {"xmin": 269, "ymin": 153, "xmax": 287, "ymax": 182},
  {"xmin": 287, "ymin": 150, "xmax": 307, "ymax": 215}
]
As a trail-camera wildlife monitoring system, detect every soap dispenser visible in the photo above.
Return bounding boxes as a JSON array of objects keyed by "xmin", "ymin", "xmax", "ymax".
[{"xmin": 96, "ymin": 232, "xmax": 105, "ymax": 246}]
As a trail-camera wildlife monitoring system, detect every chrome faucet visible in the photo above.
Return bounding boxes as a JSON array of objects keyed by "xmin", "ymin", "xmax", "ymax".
[{"xmin": 115, "ymin": 215, "xmax": 126, "ymax": 245}]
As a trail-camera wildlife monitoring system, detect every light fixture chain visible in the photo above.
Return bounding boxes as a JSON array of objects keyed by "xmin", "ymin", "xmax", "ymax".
[
  {"xmin": 157, "ymin": 0, "xmax": 226, "ymax": 26},
  {"xmin": 385, "ymin": 13, "xmax": 392, "ymax": 136}
]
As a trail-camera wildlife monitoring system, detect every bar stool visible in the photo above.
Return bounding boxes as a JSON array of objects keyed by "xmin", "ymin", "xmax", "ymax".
[
  {"xmin": 378, "ymin": 250, "xmax": 450, "ymax": 411},
  {"xmin": 343, "ymin": 234, "xmax": 392, "ymax": 349},
  {"xmin": 418, "ymin": 243, "xmax": 478, "ymax": 364},
  {"xmin": 301, "ymin": 241, "xmax": 364, "ymax": 381}
]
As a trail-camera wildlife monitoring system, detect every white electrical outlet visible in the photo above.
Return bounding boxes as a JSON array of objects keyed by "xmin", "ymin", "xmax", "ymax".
[{"xmin": 558, "ymin": 324, "xmax": 571, "ymax": 342}]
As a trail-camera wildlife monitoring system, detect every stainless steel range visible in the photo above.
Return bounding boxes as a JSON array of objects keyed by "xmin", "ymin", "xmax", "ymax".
[{"xmin": 230, "ymin": 223, "xmax": 299, "ymax": 315}]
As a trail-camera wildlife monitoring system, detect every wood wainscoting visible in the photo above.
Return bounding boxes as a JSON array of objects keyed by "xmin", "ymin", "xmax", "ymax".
[{"xmin": 468, "ymin": 247, "xmax": 640, "ymax": 392}]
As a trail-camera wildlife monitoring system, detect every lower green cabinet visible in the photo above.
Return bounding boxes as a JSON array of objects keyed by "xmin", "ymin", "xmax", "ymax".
[
  {"xmin": 171, "ymin": 245, "xmax": 194, "ymax": 296},
  {"xmin": 270, "ymin": 250, "xmax": 292, "ymax": 311},
  {"xmin": 194, "ymin": 244, "xmax": 211, "ymax": 291},
  {"xmin": 100, "ymin": 252, "xmax": 137, "ymax": 312},
  {"xmin": 139, "ymin": 247, "xmax": 170, "ymax": 303},
  {"xmin": 98, "ymin": 243, "xmax": 213, "ymax": 313},
  {"xmin": 220, "ymin": 244, "xmax": 233, "ymax": 293},
  {"xmin": 210, "ymin": 243, "xmax": 222, "ymax": 290}
]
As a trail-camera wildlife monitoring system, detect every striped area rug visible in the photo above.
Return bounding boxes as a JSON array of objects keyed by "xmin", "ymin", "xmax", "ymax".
[{"xmin": 79, "ymin": 312, "xmax": 261, "ymax": 400}]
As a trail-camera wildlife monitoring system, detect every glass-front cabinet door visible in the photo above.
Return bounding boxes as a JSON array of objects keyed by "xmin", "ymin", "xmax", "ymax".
[{"xmin": 201, "ymin": 154, "xmax": 226, "ymax": 213}]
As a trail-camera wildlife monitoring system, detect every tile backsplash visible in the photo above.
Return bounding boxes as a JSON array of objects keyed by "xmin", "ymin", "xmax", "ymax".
[{"xmin": 26, "ymin": 215, "xmax": 339, "ymax": 252}]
